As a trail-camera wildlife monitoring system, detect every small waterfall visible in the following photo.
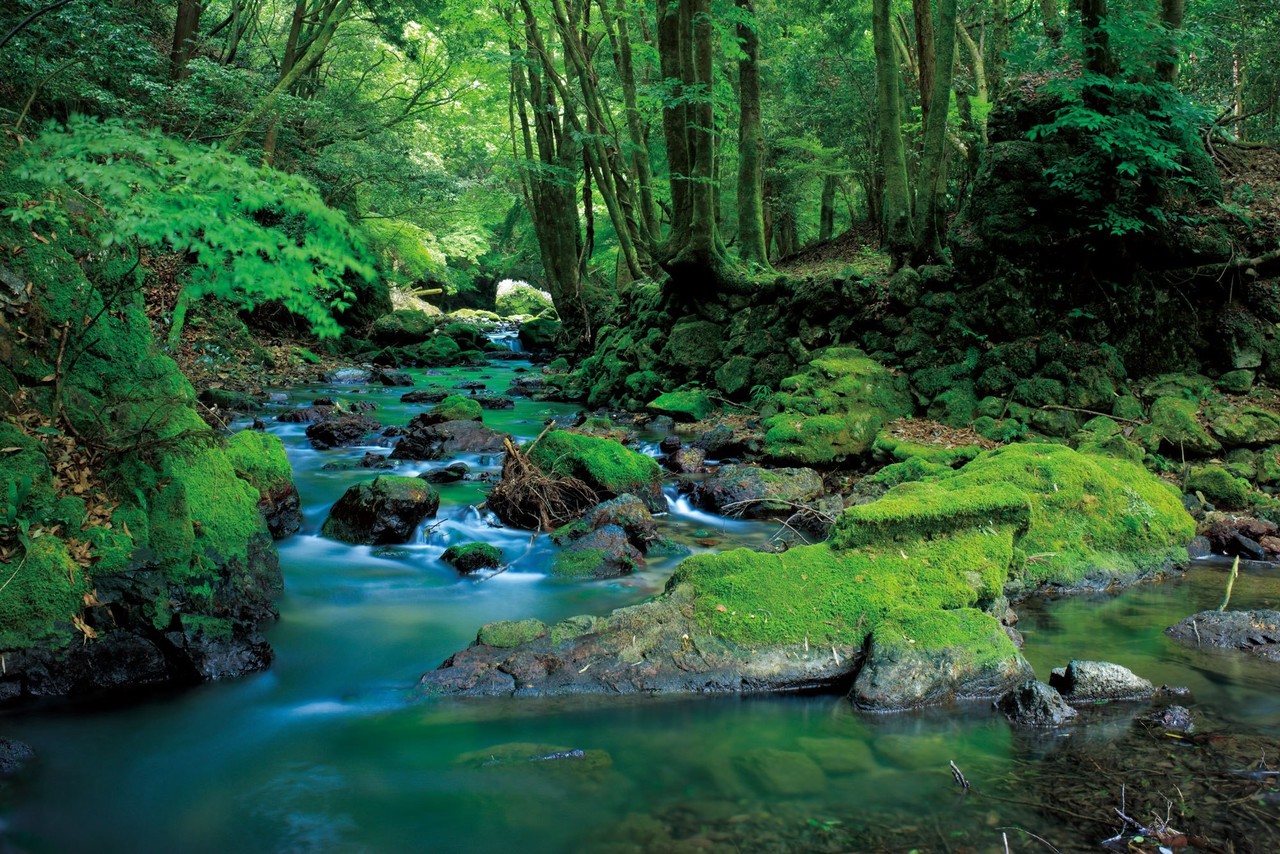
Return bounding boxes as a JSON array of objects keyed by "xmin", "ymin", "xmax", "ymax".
[{"xmin": 485, "ymin": 325, "xmax": 524, "ymax": 352}]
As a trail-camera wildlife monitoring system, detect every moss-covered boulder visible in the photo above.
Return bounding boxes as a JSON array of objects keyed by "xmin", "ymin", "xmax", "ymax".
[
  {"xmin": 0, "ymin": 212, "xmax": 284, "ymax": 703},
  {"xmin": 691, "ymin": 464, "xmax": 824, "ymax": 517},
  {"xmin": 441, "ymin": 542, "xmax": 503, "ymax": 574},
  {"xmin": 764, "ymin": 347, "xmax": 912, "ymax": 465},
  {"xmin": 494, "ymin": 281, "xmax": 554, "ymax": 317},
  {"xmin": 1207, "ymin": 404, "xmax": 1280, "ymax": 446},
  {"xmin": 370, "ymin": 309, "xmax": 437, "ymax": 345},
  {"xmin": 417, "ymin": 442, "xmax": 1192, "ymax": 709},
  {"xmin": 551, "ymin": 525, "xmax": 643, "ymax": 578},
  {"xmin": 226, "ymin": 430, "xmax": 301, "ymax": 538},
  {"xmin": 322, "ymin": 476, "xmax": 440, "ymax": 544},
  {"xmin": 419, "ymin": 394, "xmax": 483, "ymax": 425},
  {"xmin": 526, "ymin": 430, "xmax": 665, "ymax": 512},
  {"xmin": 414, "ymin": 335, "xmax": 462, "ymax": 366},
  {"xmin": 518, "ymin": 316, "xmax": 561, "ymax": 351},
  {"xmin": 1187, "ymin": 465, "xmax": 1252, "ymax": 509},
  {"xmin": 646, "ymin": 390, "xmax": 714, "ymax": 422},
  {"xmin": 1149, "ymin": 396, "xmax": 1221, "ymax": 455}
]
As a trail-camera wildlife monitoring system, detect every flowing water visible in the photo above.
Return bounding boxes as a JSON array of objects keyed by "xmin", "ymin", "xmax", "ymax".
[{"xmin": 2, "ymin": 359, "xmax": 1279, "ymax": 853}]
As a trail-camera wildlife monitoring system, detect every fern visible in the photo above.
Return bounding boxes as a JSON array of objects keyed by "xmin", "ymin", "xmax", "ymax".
[{"xmin": 5, "ymin": 115, "xmax": 376, "ymax": 339}]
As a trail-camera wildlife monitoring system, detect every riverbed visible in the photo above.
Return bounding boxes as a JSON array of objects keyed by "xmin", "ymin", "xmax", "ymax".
[{"xmin": 2, "ymin": 359, "xmax": 1278, "ymax": 852}]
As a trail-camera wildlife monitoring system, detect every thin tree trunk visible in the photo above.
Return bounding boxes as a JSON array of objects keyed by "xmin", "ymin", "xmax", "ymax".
[
  {"xmin": 599, "ymin": 0, "xmax": 660, "ymax": 245},
  {"xmin": 1155, "ymin": 0, "xmax": 1185, "ymax": 84},
  {"xmin": 987, "ymin": 0, "xmax": 1008, "ymax": 98},
  {"xmin": 1079, "ymin": 0, "xmax": 1118, "ymax": 78},
  {"xmin": 735, "ymin": 0, "xmax": 769, "ymax": 267},
  {"xmin": 819, "ymin": 174, "xmax": 838, "ymax": 242},
  {"xmin": 912, "ymin": 0, "xmax": 935, "ymax": 127},
  {"xmin": 873, "ymin": 0, "xmax": 913, "ymax": 268},
  {"xmin": 657, "ymin": 0, "xmax": 692, "ymax": 252},
  {"xmin": 1039, "ymin": 0, "xmax": 1063, "ymax": 45},
  {"xmin": 912, "ymin": 0, "xmax": 958, "ymax": 264}
]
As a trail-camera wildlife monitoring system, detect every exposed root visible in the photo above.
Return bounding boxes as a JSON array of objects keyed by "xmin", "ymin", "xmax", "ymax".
[{"xmin": 486, "ymin": 436, "xmax": 598, "ymax": 531}]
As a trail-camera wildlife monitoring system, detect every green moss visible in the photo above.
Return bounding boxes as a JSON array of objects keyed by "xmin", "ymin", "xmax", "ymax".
[
  {"xmin": 1144, "ymin": 373, "xmax": 1214, "ymax": 400},
  {"xmin": 659, "ymin": 321, "xmax": 724, "ymax": 371},
  {"xmin": 1011, "ymin": 377, "xmax": 1066, "ymax": 407},
  {"xmin": 874, "ymin": 606, "xmax": 1018, "ymax": 668},
  {"xmin": 549, "ymin": 614, "xmax": 603, "ymax": 645},
  {"xmin": 1207, "ymin": 405, "xmax": 1280, "ymax": 446},
  {"xmin": 415, "ymin": 335, "xmax": 462, "ymax": 366},
  {"xmin": 0, "ymin": 425, "xmax": 56, "ymax": 525},
  {"xmin": 1187, "ymin": 465, "xmax": 1252, "ymax": 509},
  {"xmin": 872, "ymin": 431, "xmax": 983, "ymax": 467},
  {"xmin": 551, "ymin": 548, "xmax": 610, "ymax": 578},
  {"xmin": 526, "ymin": 430, "xmax": 662, "ymax": 500},
  {"xmin": 1257, "ymin": 446, "xmax": 1280, "ymax": 485},
  {"xmin": 1217, "ymin": 370, "xmax": 1255, "ymax": 394},
  {"xmin": 927, "ymin": 386, "xmax": 978, "ymax": 427},
  {"xmin": 865, "ymin": 457, "xmax": 953, "ymax": 488},
  {"xmin": 0, "ymin": 537, "xmax": 88, "ymax": 649},
  {"xmin": 1149, "ymin": 396, "xmax": 1221, "ymax": 455},
  {"xmin": 1112, "ymin": 395, "xmax": 1145, "ymax": 421},
  {"xmin": 670, "ymin": 526, "xmax": 1012, "ymax": 647},
  {"xmin": 292, "ymin": 346, "xmax": 322, "ymax": 364},
  {"xmin": 714, "ymin": 356, "xmax": 755, "ymax": 396},
  {"xmin": 647, "ymin": 390, "xmax": 714, "ymax": 422},
  {"xmin": 764, "ymin": 347, "xmax": 913, "ymax": 465},
  {"xmin": 430, "ymin": 394, "xmax": 483, "ymax": 423},
  {"xmin": 225, "ymin": 430, "xmax": 293, "ymax": 497},
  {"xmin": 477, "ymin": 618, "xmax": 548, "ymax": 648},
  {"xmin": 831, "ymin": 482, "xmax": 1030, "ymax": 548},
  {"xmin": 441, "ymin": 542, "xmax": 503, "ymax": 572}
]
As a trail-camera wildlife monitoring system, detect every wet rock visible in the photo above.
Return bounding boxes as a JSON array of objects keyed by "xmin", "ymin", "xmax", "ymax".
[
  {"xmin": 420, "ymin": 462, "xmax": 469, "ymax": 483},
  {"xmin": 692, "ymin": 464, "xmax": 824, "ymax": 517},
  {"xmin": 441, "ymin": 542, "xmax": 504, "ymax": 574},
  {"xmin": 473, "ymin": 393, "xmax": 515, "ymax": 410},
  {"xmin": 198, "ymin": 387, "xmax": 261, "ymax": 414},
  {"xmin": 454, "ymin": 380, "xmax": 487, "ymax": 390},
  {"xmin": 0, "ymin": 738, "xmax": 35, "ymax": 777},
  {"xmin": 526, "ymin": 430, "xmax": 666, "ymax": 513},
  {"xmin": 359, "ymin": 452, "xmax": 396, "ymax": 469},
  {"xmin": 1233, "ymin": 533, "xmax": 1267, "ymax": 560},
  {"xmin": 693, "ymin": 423, "xmax": 754, "ymax": 459},
  {"xmin": 735, "ymin": 748, "xmax": 827, "ymax": 796},
  {"xmin": 277, "ymin": 405, "xmax": 333, "ymax": 424},
  {"xmin": 1048, "ymin": 660, "xmax": 1155, "ymax": 703},
  {"xmin": 1166, "ymin": 610, "xmax": 1280, "ymax": 661},
  {"xmin": 323, "ymin": 367, "xmax": 373, "ymax": 384},
  {"xmin": 996, "ymin": 680, "xmax": 1078, "ymax": 727},
  {"xmin": 390, "ymin": 420, "xmax": 508, "ymax": 460},
  {"xmin": 376, "ymin": 369, "xmax": 414, "ymax": 387},
  {"xmin": 507, "ymin": 376, "xmax": 546, "ymax": 397},
  {"xmin": 305, "ymin": 413, "xmax": 383, "ymax": 450},
  {"xmin": 400, "ymin": 387, "xmax": 451, "ymax": 404},
  {"xmin": 666, "ymin": 446, "xmax": 706, "ymax": 473},
  {"xmin": 321, "ymin": 476, "xmax": 440, "ymax": 544},
  {"xmin": 658, "ymin": 435, "xmax": 683, "ymax": 455},
  {"xmin": 552, "ymin": 525, "xmax": 643, "ymax": 578},
  {"xmin": 851, "ymin": 609, "xmax": 1034, "ymax": 711},
  {"xmin": 1150, "ymin": 704, "xmax": 1194, "ymax": 731},
  {"xmin": 1186, "ymin": 535, "xmax": 1212, "ymax": 559},
  {"xmin": 574, "ymin": 494, "xmax": 660, "ymax": 552}
]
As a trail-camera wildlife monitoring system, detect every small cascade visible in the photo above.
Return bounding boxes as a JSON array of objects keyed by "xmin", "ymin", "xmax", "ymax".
[{"xmin": 485, "ymin": 323, "xmax": 524, "ymax": 352}]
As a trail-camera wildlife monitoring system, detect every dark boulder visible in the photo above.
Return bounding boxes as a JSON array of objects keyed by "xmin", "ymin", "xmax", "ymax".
[
  {"xmin": 1048, "ymin": 660, "xmax": 1156, "ymax": 703},
  {"xmin": 692, "ymin": 464, "xmax": 824, "ymax": 517},
  {"xmin": 420, "ymin": 462, "xmax": 469, "ymax": 483},
  {"xmin": 390, "ymin": 421, "xmax": 508, "ymax": 461},
  {"xmin": 401, "ymin": 387, "xmax": 452, "ymax": 404},
  {"xmin": 995, "ymin": 680, "xmax": 1078, "ymax": 727},
  {"xmin": 377, "ymin": 369, "xmax": 414, "ymax": 387},
  {"xmin": 552, "ymin": 525, "xmax": 643, "ymax": 578},
  {"xmin": 321, "ymin": 476, "xmax": 440, "ymax": 544},
  {"xmin": 1167, "ymin": 610, "xmax": 1280, "ymax": 661},
  {"xmin": 473, "ymin": 393, "xmax": 515, "ymax": 410},
  {"xmin": 305, "ymin": 413, "xmax": 383, "ymax": 450},
  {"xmin": 441, "ymin": 542, "xmax": 504, "ymax": 574},
  {"xmin": 0, "ymin": 739, "xmax": 35, "ymax": 777},
  {"xmin": 277, "ymin": 405, "xmax": 333, "ymax": 424}
]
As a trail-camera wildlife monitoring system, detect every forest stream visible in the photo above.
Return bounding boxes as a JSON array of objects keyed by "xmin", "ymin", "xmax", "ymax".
[{"xmin": 1, "ymin": 357, "xmax": 1278, "ymax": 853}]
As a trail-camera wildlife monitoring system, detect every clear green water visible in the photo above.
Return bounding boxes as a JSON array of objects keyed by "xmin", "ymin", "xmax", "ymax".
[{"xmin": 2, "ymin": 360, "xmax": 1278, "ymax": 853}]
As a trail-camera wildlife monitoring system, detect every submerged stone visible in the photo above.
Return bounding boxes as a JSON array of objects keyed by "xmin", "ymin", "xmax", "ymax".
[
  {"xmin": 995, "ymin": 679, "xmax": 1078, "ymax": 727},
  {"xmin": 1167, "ymin": 610, "xmax": 1280, "ymax": 661},
  {"xmin": 735, "ymin": 748, "xmax": 827, "ymax": 796}
]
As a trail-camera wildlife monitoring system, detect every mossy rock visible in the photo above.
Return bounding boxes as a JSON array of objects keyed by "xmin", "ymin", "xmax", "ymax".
[
  {"xmin": 864, "ymin": 457, "xmax": 953, "ymax": 488},
  {"xmin": 872, "ymin": 431, "xmax": 984, "ymax": 468},
  {"xmin": 370, "ymin": 309, "xmax": 436, "ymax": 345},
  {"xmin": 647, "ymin": 390, "xmax": 714, "ymax": 422},
  {"xmin": 428, "ymin": 394, "xmax": 483, "ymax": 424},
  {"xmin": 526, "ymin": 430, "xmax": 665, "ymax": 512},
  {"xmin": 1112, "ymin": 395, "xmax": 1145, "ymax": 421},
  {"xmin": 1144, "ymin": 373, "xmax": 1214, "ymax": 400},
  {"xmin": 1218, "ymin": 370, "xmax": 1256, "ymax": 394},
  {"xmin": 225, "ymin": 430, "xmax": 293, "ymax": 497},
  {"xmin": 477, "ymin": 618, "xmax": 547, "ymax": 648},
  {"xmin": 1207, "ymin": 404, "xmax": 1280, "ymax": 447},
  {"xmin": 851, "ymin": 608, "xmax": 1032, "ymax": 710},
  {"xmin": 1257, "ymin": 446, "xmax": 1280, "ymax": 485},
  {"xmin": 1187, "ymin": 465, "xmax": 1252, "ymax": 509},
  {"xmin": 321, "ymin": 476, "xmax": 440, "ymax": 544},
  {"xmin": 518, "ymin": 317, "xmax": 561, "ymax": 351},
  {"xmin": 765, "ymin": 347, "xmax": 912, "ymax": 465},
  {"xmin": 1149, "ymin": 396, "xmax": 1221, "ymax": 456},
  {"xmin": 441, "ymin": 542, "xmax": 503, "ymax": 573},
  {"xmin": 927, "ymin": 385, "xmax": 978, "ymax": 427},
  {"xmin": 0, "ymin": 537, "xmax": 88, "ymax": 649},
  {"xmin": 735, "ymin": 748, "xmax": 827, "ymax": 796},
  {"xmin": 414, "ymin": 335, "xmax": 462, "ymax": 366},
  {"xmin": 659, "ymin": 321, "xmax": 724, "ymax": 372},
  {"xmin": 714, "ymin": 356, "xmax": 755, "ymax": 397},
  {"xmin": 495, "ymin": 282, "xmax": 553, "ymax": 317}
]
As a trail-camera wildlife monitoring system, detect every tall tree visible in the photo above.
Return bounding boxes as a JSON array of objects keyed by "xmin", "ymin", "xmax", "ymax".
[
  {"xmin": 872, "ymin": 0, "xmax": 913, "ymax": 268},
  {"xmin": 170, "ymin": 0, "xmax": 204, "ymax": 81},
  {"xmin": 736, "ymin": 0, "xmax": 769, "ymax": 267},
  {"xmin": 912, "ymin": 0, "xmax": 958, "ymax": 263}
]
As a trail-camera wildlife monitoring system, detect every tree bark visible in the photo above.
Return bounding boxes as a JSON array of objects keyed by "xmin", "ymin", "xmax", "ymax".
[
  {"xmin": 872, "ymin": 0, "xmax": 913, "ymax": 268},
  {"xmin": 1079, "ymin": 0, "xmax": 1118, "ymax": 78},
  {"xmin": 1039, "ymin": 0, "xmax": 1063, "ymax": 45},
  {"xmin": 912, "ymin": 0, "xmax": 935, "ymax": 127},
  {"xmin": 735, "ymin": 0, "xmax": 769, "ymax": 267},
  {"xmin": 1155, "ymin": 0, "xmax": 1185, "ymax": 84},
  {"xmin": 912, "ymin": 0, "xmax": 957, "ymax": 264},
  {"xmin": 599, "ymin": 0, "xmax": 660, "ymax": 245},
  {"xmin": 170, "ymin": 0, "xmax": 204, "ymax": 81},
  {"xmin": 819, "ymin": 174, "xmax": 838, "ymax": 242}
]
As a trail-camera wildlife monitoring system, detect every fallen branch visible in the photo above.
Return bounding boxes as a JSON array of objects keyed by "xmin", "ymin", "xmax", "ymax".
[{"xmin": 1038, "ymin": 404, "xmax": 1144, "ymax": 425}]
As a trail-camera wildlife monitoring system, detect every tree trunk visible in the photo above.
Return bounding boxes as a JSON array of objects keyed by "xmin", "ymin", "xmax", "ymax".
[
  {"xmin": 912, "ymin": 0, "xmax": 957, "ymax": 264},
  {"xmin": 987, "ymin": 0, "xmax": 1009, "ymax": 99},
  {"xmin": 1079, "ymin": 0, "xmax": 1118, "ymax": 78},
  {"xmin": 912, "ymin": 0, "xmax": 935, "ymax": 127},
  {"xmin": 1155, "ymin": 0, "xmax": 1185, "ymax": 84},
  {"xmin": 599, "ymin": 0, "xmax": 660, "ymax": 245},
  {"xmin": 735, "ymin": 0, "xmax": 769, "ymax": 267},
  {"xmin": 170, "ymin": 0, "xmax": 204, "ymax": 81},
  {"xmin": 819, "ymin": 174, "xmax": 838, "ymax": 242},
  {"xmin": 657, "ymin": 0, "xmax": 692, "ymax": 252},
  {"xmin": 1039, "ymin": 0, "xmax": 1063, "ymax": 45},
  {"xmin": 872, "ymin": 0, "xmax": 913, "ymax": 268}
]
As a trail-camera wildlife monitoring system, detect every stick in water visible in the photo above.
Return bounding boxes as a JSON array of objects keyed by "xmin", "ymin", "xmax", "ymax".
[{"xmin": 1219, "ymin": 554, "xmax": 1240, "ymax": 612}]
